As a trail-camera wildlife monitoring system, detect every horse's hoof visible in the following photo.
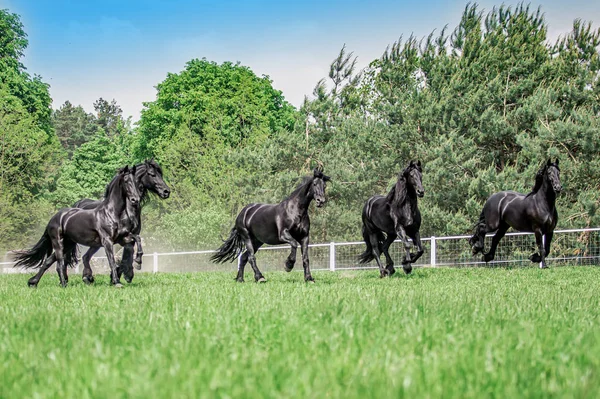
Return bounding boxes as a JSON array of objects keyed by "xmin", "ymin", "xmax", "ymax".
[
  {"xmin": 284, "ymin": 260, "xmax": 294, "ymax": 272},
  {"xmin": 306, "ymin": 279, "xmax": 315, "ymax": 283},
  {"xmin": 539, "ymin": 263, "xmax": 548, "ymax": 269},
  {"xmin": 27, "ymin": 281, "xmax": 37, "ymax": 288},
  {"xmin": 483, "ymin": 253, "xmax": 494, "ymax": 263},
  {"xmin": 386, "ymin": 266, "xmax": 396, "ymax": 276},
  {"xmin": 256, "ymin": 277, "xmax": 267, "ymax": 283},
  {"xmin": 113, "ymin": 283, "xmax": 124, "ymax": 288},
  {"xmin": 134, "ymin": 261, "xmax": 142, "ymax": 270},
  {"xmin": 529, "ymin": 253, "xmax": 542, "ymax": 263},
  {"xmin": 235, "ymin": 278, "xmax": 245, "ymax": 283},
  {"xmin": 403, "ymin": 266, "xmax": 413, "ymax": 275},
  {"xmin": 124, "ymin": 275, "xmax": 133, "ymax": 284},
  {"xmin": 82, "ymin": 276, "xmax": 94, "ymax": 285}
]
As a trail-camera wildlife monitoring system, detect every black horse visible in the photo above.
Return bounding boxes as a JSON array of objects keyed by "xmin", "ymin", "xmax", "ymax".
[
  {"xmin": 469, "ymin": 159, "xmax": 562, "ymax": 268},
  {"xmin": 211, "ymin": 167, "xmax": 330, "ymax": 283},
  {"xmin": 13, "ymin": 166, "xmax": 141, "ymax": 287},
  {"xmin": 358, "ymin": 160, "xmax": 425, "ymax": 277},
  {"xmin": 73, "ymin": 159, "xmax": 170, "ymax": 284}
]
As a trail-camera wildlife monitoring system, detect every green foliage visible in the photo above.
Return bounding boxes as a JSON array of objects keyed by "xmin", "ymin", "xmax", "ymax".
[
  {"xmin": 2, "ymin": 268, "xmax": 600, "ymax": 397},
  {"xmin": 52, "ymin": 101, "xmax": 99, "ymax": 156},
  {"xmin": 0, "ymin": 10, "xmax": 60, "ymax": 253},
  {"xmin": 51, "ymin": 132, "xmax": 130, "ymax": 207}
]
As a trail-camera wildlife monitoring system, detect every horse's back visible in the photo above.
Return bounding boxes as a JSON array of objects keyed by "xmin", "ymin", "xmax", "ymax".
[
  {"xmin": 483, "ymin": 190, "xmax": 530, "ymax": 231},
  {"xmin": 73, "ymin": 198, "xmax": 102, "ymax": 209}
]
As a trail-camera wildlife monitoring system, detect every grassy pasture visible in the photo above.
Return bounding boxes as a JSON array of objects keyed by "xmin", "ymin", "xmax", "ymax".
[{"xmin": 1, "ymin": 267, "xmax": 599, "ymax": 398}]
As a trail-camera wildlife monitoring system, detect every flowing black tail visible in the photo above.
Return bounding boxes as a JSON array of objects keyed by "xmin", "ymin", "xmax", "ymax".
[
  {"xmin": 12, "ymin": 231, "xmax": 79, "ymax": 269},
  {"xmin": 211, "ymin": 228, "xmax": 244, "ymax": 263},
  {"xmin": 469, "ymin": 210, "xmax": 487, "ymax": 254},
  {"xmin": 358, "ymin": 224, "xmax": 384, "ymax": 264},
  {"xmin": 12, "ymin": 231, "xmax": 52, "ymax": 269}
]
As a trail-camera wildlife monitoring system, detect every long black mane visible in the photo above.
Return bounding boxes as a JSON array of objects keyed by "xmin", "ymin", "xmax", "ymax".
[{"xmin": 526, "ymin": 163, "xmax": 558, "ymax": 198}]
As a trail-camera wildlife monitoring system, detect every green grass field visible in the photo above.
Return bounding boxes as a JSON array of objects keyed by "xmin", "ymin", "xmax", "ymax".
[{"xmin": 1, "ymin": 267, "xmax": 599, "ymax": 398}]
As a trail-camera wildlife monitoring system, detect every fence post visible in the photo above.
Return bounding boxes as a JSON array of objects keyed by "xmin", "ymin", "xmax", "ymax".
[
  {"xmin": 329, "ymin": 242, "xmax": 336, "ymax": 272},
  {"xmin": 153, "ymin": 252, "xmax": 158, "ymax": 273},
  {"xmin": 430, "ymin": 236, "xmax": 436, "ymax": 267}
]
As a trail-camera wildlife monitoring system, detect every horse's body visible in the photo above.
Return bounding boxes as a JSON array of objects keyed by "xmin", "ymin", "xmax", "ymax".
[
  {"xmin": 211, "ymin": 167, "xmax": 330, "ymax": 282},
  {"xmin": 469, "ymin": 159, "xmax": 562, "ymax": 268},
  {"xmin": 73, "ymin": 159, "xmax": 170, "ymax": 284},
  {"xmin": 13, "ymin": 166, "xmax": 141, "ymax": 287},
  {"xmin": 358, "ymin": 160, "xmax": 424, "ymax": 277}
]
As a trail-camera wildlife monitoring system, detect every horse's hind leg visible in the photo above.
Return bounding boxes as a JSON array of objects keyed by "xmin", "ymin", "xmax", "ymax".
[
  {"xmin": 470, "ymin": 221, "xmax": 487, "ymax": 255},
  {"xmin": 381, "ymin": 234, "xmax": 397, "ymax": 276},
  {"xmin": 483, "ymin": 222, "xmax": 509, "ymax": 263},
  {"xmin": 236, "ymin": 251, "xmax": 249, "ymax": 282},
  {"xmin": 243, "ymin": 237, "xmax": 265, "ymax": 283},
  {"xmin": 82, "ymin": 247, "xmax": 100, "ymax": 284},
  {"xmin": 28, "ymin": 253, "xmax": 56, "ymax": 288},
  {"xmin": 367, "ymin": 230, "xmax": 388, "ymax": 278}
]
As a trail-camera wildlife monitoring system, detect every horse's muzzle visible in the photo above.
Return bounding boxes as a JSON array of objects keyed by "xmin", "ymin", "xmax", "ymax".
[
  {"xmin": 417, "ymin": 190, "xmax": 425, "ymax": 198},
  {"xmin": 316, "ymin": 200, "xmax": 325, "ymax": 208},
  {"xmin": 160, "ymin": 189, "xmax": 171, "ymax": 199}
]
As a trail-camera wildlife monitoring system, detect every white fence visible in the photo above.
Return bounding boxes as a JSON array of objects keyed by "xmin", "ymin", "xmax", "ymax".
[{"xmin": 2, "ymin": 227, "xmax": 600, "ymax": 275}]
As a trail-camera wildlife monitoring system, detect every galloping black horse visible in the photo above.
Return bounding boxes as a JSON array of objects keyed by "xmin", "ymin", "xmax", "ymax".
[
  {"xmin": 358, "ymin": 160, "xmax": 424, "ymax": 277},
  {"xmin": 13, "ymin": 166, "xmax": 140, "ymax": 287},
  {"xmin": 73, "ymin": 159, "xmax": 170, "ymax": 284},
  {"xmin": 469, "ymin": 159, "xmax": 562, "ymax": 268},
  {"xmin": 211, "ymin": 167, "xmax": 330, "ymax": 283}
]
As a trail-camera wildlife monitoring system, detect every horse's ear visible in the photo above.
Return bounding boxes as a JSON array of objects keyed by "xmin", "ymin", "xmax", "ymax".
[
  {"xmin": 323, "ymin": 175, "xmax": 331, "ymax": 182},
  {"xmin": 547, "ymin": 158, "xmax": 552, "ymax": 166},
  {"xmin": 417, "ymin": 160, "xmax": 421, "ymax": 167},
  {"xmin": 555, "ymin": 158, "xmax": 559, "ymax": 166},
  {"xmin": 131, "ymin": 164, "xmax": 137, "ymax": 174},
  {"xmin": 122, "ymin": 165, "xmax": 129, "ymax": 173},
  {"xmin": 313, "ymin": 168, "xmax": 320, "ymax": 177}
]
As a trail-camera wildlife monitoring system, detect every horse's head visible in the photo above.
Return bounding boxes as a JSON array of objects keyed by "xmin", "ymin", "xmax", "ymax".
[
  {"xmin": 404, "ymin": 160, "xmax": 424, "ymax": 198},
  {"xmin": 545, "ymin": 158, "xmax": 562, "ymax": 194},
  {"xmin": 139, "ymin": 159, "xmax": 170, "ymax": 199},
  {"xmin": 311, "ymin": 166, "xmax": 331, "ymax": 208},
  {"xmin": 120, "ymin": 165, "xmax": 141, "ymax": 207}
]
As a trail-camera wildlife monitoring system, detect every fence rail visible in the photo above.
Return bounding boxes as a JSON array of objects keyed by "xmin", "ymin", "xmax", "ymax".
[{"xmin": 3, "ymin": 227, "xmax": 600, "ymax": 274}]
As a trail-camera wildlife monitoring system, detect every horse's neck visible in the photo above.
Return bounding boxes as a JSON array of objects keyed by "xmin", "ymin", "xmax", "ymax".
[
  {"xmin": 536, "ymin": 178, "xmax": 557, "ymax": 210},
  {"xmin": 285, "ymin": 182, "xmax": 312, "ymax": 212},
  {"xmin": 390, "ymin": 184, "xmax": 417, "ymax": 221},
  {"xmin": 101, "ymin": 180, "xmax": 127, "ymax": 217}
]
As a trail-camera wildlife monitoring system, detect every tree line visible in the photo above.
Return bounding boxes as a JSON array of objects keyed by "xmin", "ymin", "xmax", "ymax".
[{"xmin": 1, "ymin": 3, "xmax": 599, "ymax": 255}]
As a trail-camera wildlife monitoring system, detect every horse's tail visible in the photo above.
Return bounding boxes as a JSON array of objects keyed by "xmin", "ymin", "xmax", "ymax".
[
  {"xmin": 211, "ymin": 228, "xmax": 244, "ymax": 264},
  {"xmin": 12, "ymin": 232, "xmax": 80, "ymax": 269},
  {"xmin": 12, "ymin": 231, "xmax": 53, "ymax": 269},
  {"xmin": 358, "ymin": 223, "xmax": 384, "ymax": 264}
]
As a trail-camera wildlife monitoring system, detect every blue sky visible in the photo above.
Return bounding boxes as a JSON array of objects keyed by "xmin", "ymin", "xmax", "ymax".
[{"xmin": 2, "ymin": 0, "xmax": 599, "ymax": 120}]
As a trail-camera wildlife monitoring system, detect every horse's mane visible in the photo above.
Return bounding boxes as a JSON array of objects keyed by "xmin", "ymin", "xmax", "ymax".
[
  {"xmin": 526, "ymin": 165, "xmax": 547, "ymax": 198},
  {"xmin": 103, "ymin": 172, "xmax": 124, "ymax": 199},
  {"xmin": 385, "ymin": 175, "xmax": 407, "ymax": 206},
  {"xmin": 285, "ymin": 176, "xmax": 312, "ymax": 201}
]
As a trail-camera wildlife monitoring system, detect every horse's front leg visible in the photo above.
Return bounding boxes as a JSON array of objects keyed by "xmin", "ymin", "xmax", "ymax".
[
  {"xmin": 395, "ymin": 225, "xmax": 413, "ymax": 272},
  {"xmin": 285, "ymin": 245, "xmax": 297, "ymax": 272},
  {"xmin": 132, "ymin": 235, "xmax": 143, "ymax": 270},
  {"xmin": 534, "ymin": 228, "xmax": 547, "ymax": 269},
  {"xmin": 102, "ymin": 237, "xmax": 122, "ymax": 287},
  {"xmin": 279, "ymin": 228, "xmax": 300, "ymax": 274},
  {"xmin": 299, "ymin": 236, "xmax": 314, "ymax": 283},
  {"xmin": 408, "ymin": 231, "xmax": 424, "ymax": 264}
]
